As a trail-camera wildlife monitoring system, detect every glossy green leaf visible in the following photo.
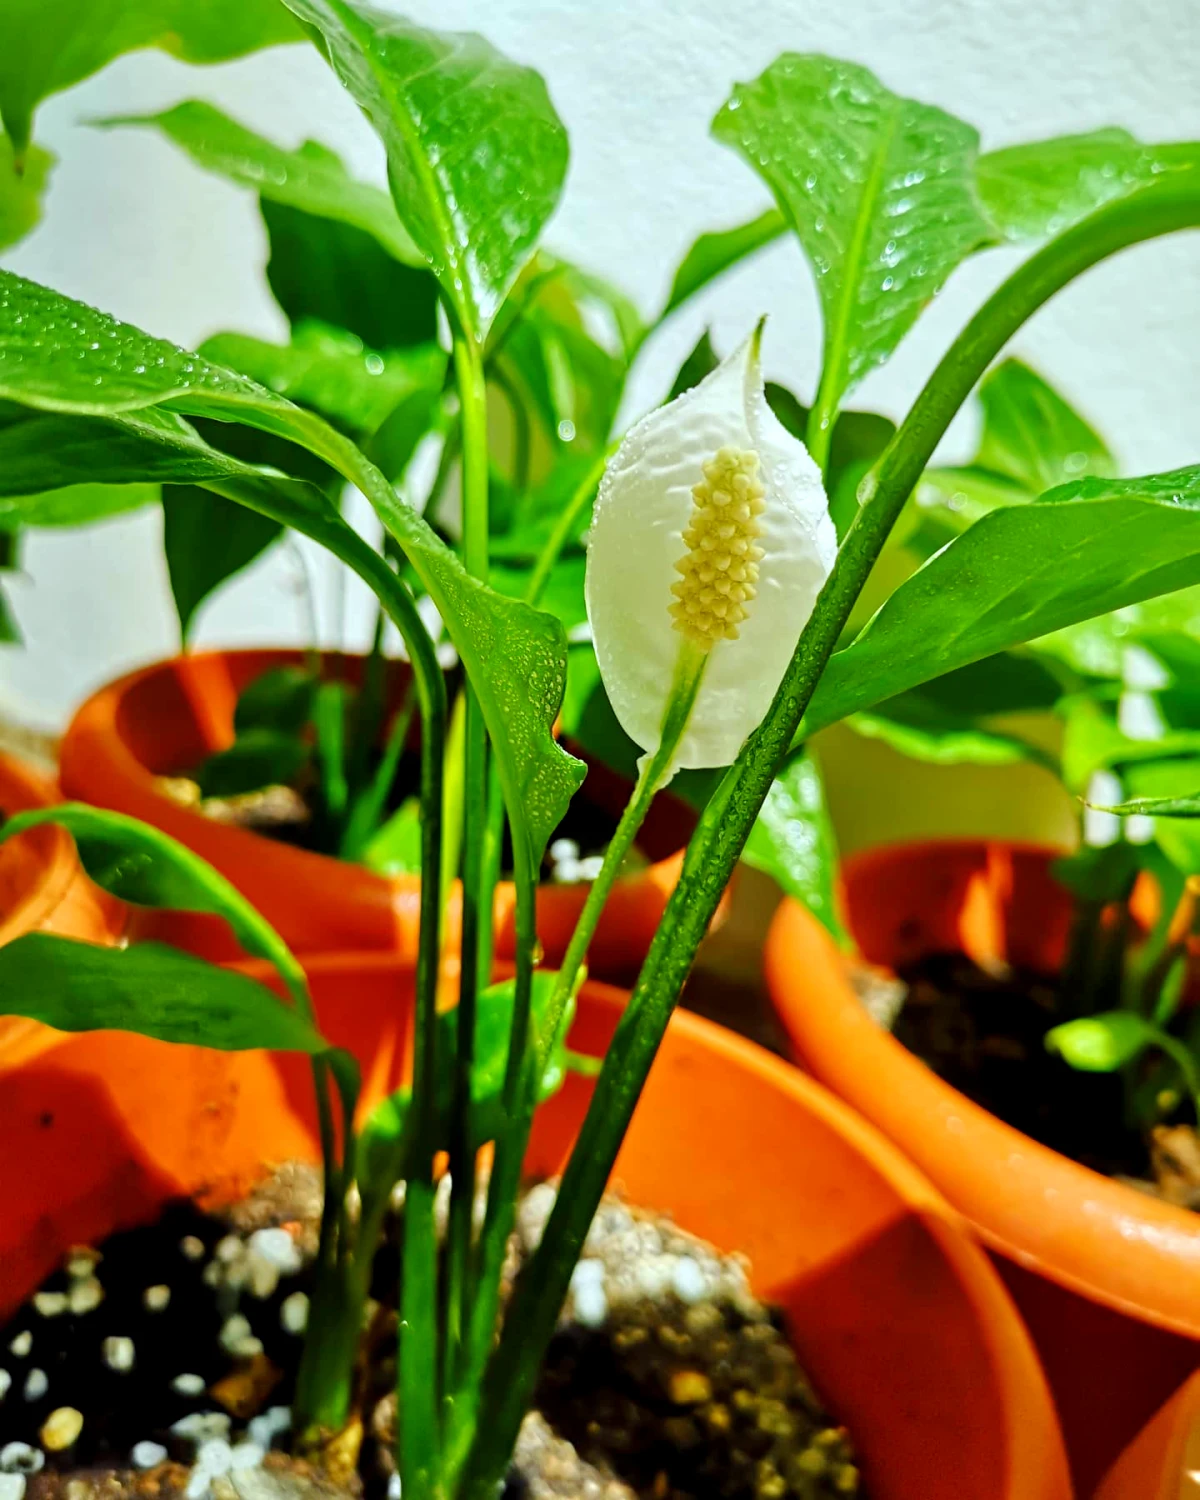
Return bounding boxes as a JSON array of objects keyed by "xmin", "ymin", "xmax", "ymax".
[
  {"xmin": 974, "ymin": 359, "xmax": 1113, "ymax": 493},
  {"xmin": 802, "ymin": 466, "xmax": 1200, "ymax": 739},
  {"xmin": 162, "ymin": 486, "xmax": 283, "ymax": 642},
  {"xmin": 236, "ymin": 665, "xmax": 318, "ymax": 735},
  {"xmin": 661, "ymin": 208, "xmax": 787, "ymax": 320},
  {"xmin": 261, "ymin": 192, "xmax": 438, "ymax": 347},
  {"xmin": 713, "ymin": 54, "xmax": 993, "ymax": 427},
  {"xmin": 0, "ymin": 481, "xmax": 156, "ymax": 529},
  {"xmin": 201, "ymin": 326, "xmax": 445, "ymax": 437},
  {"xmin": 1037, "ymin": 585, "xmax": 1200, "ymax": 682},
  {"xmin": 976, "ymin": 129, "xmax": 1196, "ymax": 242},
  {"xmin": 1088, "ymin": 791, "xmax": 1200, "ymax": 819},
  {"xmin": 743, "ymin": 748, "xmax": 845, "ymax": 942},
  {"xmin": 1045, "ymin": 1011, "xmax": 1155, "ymax": 1072},
  {"xmin": 667, "ymin": 330, "xmax": 719, "ymax": 401},
  {"xmin": 96, "ymin": 101, "xmax": 420, "ymax": 266},
  {"xmin": 0, "ymin": 270, "xmax": 584, "ymax": 866},
  {"xmin": 0, "ymin": 935, "xmax": 328, "ymax": 1052},
  {"xmin": 0, "ymin": 804, "xmax": 306, "ymax": 988},
  {"xmin": 0, "ymin": 137, "xmax": 53, "ymax": 250},
  {"xmin": 279, "ymin": 0, "xmax": 568, "ymax": 341},
  {"xmin": 0, "ymin": 0, "xmax": 300, "ymax": 155}
]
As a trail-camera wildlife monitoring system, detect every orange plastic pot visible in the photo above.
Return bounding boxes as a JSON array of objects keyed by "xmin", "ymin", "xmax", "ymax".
[
  {"xmin": 59, "ymin": 649, "xmax": 710, "ymax": 976},
  {"xmin": 766, "ymin": 839, "xmax": 1200, "ymax": 1498},
  {"xmin": 0, "ymin": 750, "xmax": 124, "ymax": 947},
  {"xmin": 0, "ymin": 953, "xmax": 1067, "ymax": 1500},
  {"xmin": 1095, "ymin": 1368, "xmax": 1200, "ymax": 1499}
]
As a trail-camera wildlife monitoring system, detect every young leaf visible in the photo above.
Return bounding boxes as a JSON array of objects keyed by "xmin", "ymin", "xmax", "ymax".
[
  {"xmin": 0, "ymin": 0, "xmax": 301, "ymax": 155},
  {"xmin": 976, "ymin": 129, "xmax": 1195, "ymax": 242},
  {"xmin": 660, "ymin": 209, "xmax": 787, "ymax": 321},
  {"xmin": 201, "ymin": 326, "xmax": 445, "ymax": 437},
  {"xmin": 713, "ymin": 55, "xmax": 993, "ymax": 444},
  {"xmin": 97, "ymin": 103, "xmax": 423, "ymax": 267},
  {"xmin": 802, "ymin": 466, "xmax": 1200, "ymax": 738},
  {"xmin": 1045, "ymin": 1011, "xmax": 1155, "ymax": 1072},
  {"xmin": 279, "ymin": 0, "xmax": 568, "ymax": 341},
  {"xmin": 0, "ymin": 270, "xmax": 585, "ymax": 868},
  {"xmin": 236, "ymin": 666, "xmax": 319, "ymax": 735},
  {"xmin": 261, "ymin": 193, "xmax": 437, "ymax": 348},
  {"xmin": 0, "ymin": 935, "xmax": 330, "ymax": 1053},
  {"xmin": 0, "ymin": 481, "xmax": 156, "ymax": 530},
  {"xmin": 0, "ymin": 136, "xmax": 53, "ymax": 250},
  {"xmin": 742, "ymin": 748, "xmax": 846, "ymax": 943},
  {"xmin": 162, "ymin": 486, "xmax": 283, "ymax": 642}
]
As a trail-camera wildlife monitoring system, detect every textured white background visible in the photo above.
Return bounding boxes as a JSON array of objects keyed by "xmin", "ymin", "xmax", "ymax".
[{"xmin": 2, "ymin": 0, "xmax": 1199, "ymax": 732}]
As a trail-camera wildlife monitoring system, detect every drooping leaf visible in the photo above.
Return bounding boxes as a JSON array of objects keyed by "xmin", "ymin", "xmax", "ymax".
[
  {"xmin": 279, "ymin": 0, "xmax": 568, "ymax": 341},
  {"xmin": 0, "ymin": 0, "xmax": 301, "ymax": 155},
  {"xmin": 976, "ymin": 129, "xmax": 1196, "ymax": 242},
  {"xmin": 96, "ymin": 102, "xmax": 420, "ymax": 267},
  {"xmin": 0, "ymin": 935, "xmax": 329, "ymax": 1053},
  {"xmin": 743, "ymin": 748, "xmax": 845, "ymax": 942},
  {"xmin": 661, "ymin": 208, "xmax": 787, "ymax": 320},
  {"xmin": 1045, "ymin": 1011, "xmax": 1156, "ymax": 1072},
  {"xmin": 201, "ymin": 326, "xmax": 445, "ymax": 437},
  {"xmin": 0, "ymin": 270, "xmax": 585, "ymax": 866},
  {"xmin": 802, "ymin": 466, "xmax": 1200, "ymax": 739},
  {"xmin": 713, "ymin": 55, "xmax": 993, "ymax": 428},
  {"xmin": 0, "ymin": 481, "xmax": 156, "ymax": 529},
  {"xmin": 261, "ymin": 192, "xmax": 438, "ymax": 347},
  {"xmin": 0, "ymin": 136, "xmax": 53, "ymax": 250},
  {"xmin": 162, "ymin": 486, "xmax": 283, "ymax": 642}
]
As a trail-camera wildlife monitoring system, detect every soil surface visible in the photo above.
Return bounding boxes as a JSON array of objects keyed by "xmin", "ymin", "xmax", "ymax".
[
  {"xmin": 1, "ymin": 1170, "xmax": 862, "ymax": 1500},
  {"xmin": 891, "ymin": 951, "xmax": 1200, "ymax": 1205}
]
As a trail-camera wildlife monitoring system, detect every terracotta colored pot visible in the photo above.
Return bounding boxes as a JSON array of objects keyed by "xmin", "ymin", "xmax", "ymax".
[
  {"xmin": 0, "ymin": 953, "xmax": 1067, "ymax": 1499},
  {"xmin": 1095, "ymin": 1368, "xmax": 1200, "ymax": 1499},
  {"xmin": 59, "ymin": 649, "xmax": 710, "ymax": 976},
  {"xmin": 766, "ymin": 839, "xmax": 1200, "ymax": 1498},
  {"xmin": 0, "ymin": 750, "xmax": 124, "ymax": 946}
]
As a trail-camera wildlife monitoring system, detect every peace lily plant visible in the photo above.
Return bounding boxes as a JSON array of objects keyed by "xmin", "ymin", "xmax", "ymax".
[{"xmin": 2, "ymin": 1, "xmax": 1200, "ymax": 1495}]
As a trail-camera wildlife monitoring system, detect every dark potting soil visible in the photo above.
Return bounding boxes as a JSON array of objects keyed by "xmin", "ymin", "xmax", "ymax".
[
  {"xmin": 891, "ymin": 951, "xmax": 1200, "ymax": 1202},
  {"xmin": 0, "ymin": 1173, "xmax": 862, "ymax": 1500}
]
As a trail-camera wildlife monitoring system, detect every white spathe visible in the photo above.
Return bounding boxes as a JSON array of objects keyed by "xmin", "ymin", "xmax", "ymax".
[{"xmin": 585, "ymin": 333, "xmax": 835, "ymax": 772}]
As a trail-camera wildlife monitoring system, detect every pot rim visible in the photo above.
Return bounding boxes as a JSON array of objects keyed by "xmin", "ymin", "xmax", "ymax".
[{"xmin": 766, "ymin": 836, "xmax": 1200, "ymax": 1338}]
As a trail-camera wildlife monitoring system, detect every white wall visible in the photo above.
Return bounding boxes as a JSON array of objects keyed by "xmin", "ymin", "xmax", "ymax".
[{"xmin": 3, "ymin": 0, "xmax": 1198, "ymax": 730}]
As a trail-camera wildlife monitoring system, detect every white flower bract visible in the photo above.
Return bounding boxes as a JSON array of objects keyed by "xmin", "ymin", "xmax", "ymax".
[{"xmin": 585, "ymin": 333, "xmax": 835, "ymax": 771}]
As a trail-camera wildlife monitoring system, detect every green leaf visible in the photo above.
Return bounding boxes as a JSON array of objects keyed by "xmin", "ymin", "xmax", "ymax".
[
  {"xmin": 0, "ymin": 0, "xmax": 301, "ymax": 155},
  {"xmin": 661, "ymin": 208, "xmax": 786, "ymax": 320},
  {"xmin": 0, "ymin": 270, "xmax": 585, "ymax": 867},
  {"xmin": 1060, "ymin": 697, "xmax": 1200, "ymax": 794},
  {"xmin": 1087, "ymin": 791, "xmax": 1200, "ymax": 819},
  {"xmin": 1124, "ymin": 760, "xmax": 1200, "ymax": 875},
  {"xmin": 360, "ymin": 796, "xmax": 422, "ymax": 876},
  {"xmin": 0, "ymin": 480, "xmax": 156, "ymax": 529},
  {"xmin": 97, "ymin": 103, "xmax": 422, "ymax": 267},
  {"xmin": 195, "ymin": 730, "xmax": 309, "ymax": 799},
  {"xmin": 973, "ymin": 359, "xmax": 1113, "ymax": 494},
  {"xmin": 1045, "ymin": 1011, "xmax": 1155, "ymax": 1072},
  {"xmin": 667, "ymin": 330, "xmax": 719, "ymax": 401},
  {"xmin": 279, "ymin": 0, "xmax": 568, "ymax": 341},
  {"xmin": 850, "ymin": 704, "xmax": 1040, "ymax": 768},
  {"xmin": 802, "ymin": 466, "xmax": 1200, "ymax": 738},
  {"xmin": 261, "ymin": 192, "xmax": 438, "ymax": 348},
  {"xmin": 0, "ymin": 804, "xmax": 308, "ymax": 991},
  {"xmin": 0, "ymin": 934, "xmax": 329, "ymax": 1053},
  {"xmin": 764, "ymin": 380, "xmax": 895, "ymax": 537},
  {"xmin": 743, "ymin": 748, "xmax": 845, "ymax": 943},
  {"xmin": 236, "ymin": 665, "xmax": 318, "ymax": 735},
  {"xmin": 976, "ymin": 129, "xmax": 1196, "ymax": 242},
  {"xmin": 0, "ymin": 136, "xmax": 53, "ymax": 250},
  {"xmin": 201, "ymin": 326, "xmax": 446, "ymax": 437},
  {"xmin": 162, "ymin": 486, "xmax": 283, "ymax": 642},
  {"xmin": 713, "ymin": 54, "xmax": 993, "ymax": 426}
]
